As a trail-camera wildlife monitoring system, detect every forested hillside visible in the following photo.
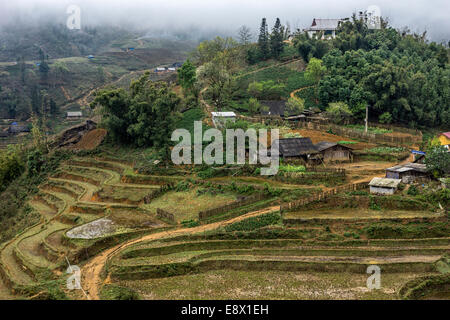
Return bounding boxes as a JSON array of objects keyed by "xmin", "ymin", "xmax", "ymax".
[{"xmin": 292, "ymin": 17, "xmax": 449, "ymax": 128}]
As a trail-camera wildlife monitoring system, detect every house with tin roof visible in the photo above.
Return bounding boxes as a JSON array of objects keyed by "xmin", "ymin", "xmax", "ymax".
[
  {"xmin": 385, "ymin": 163, "xmax": 430, "ymax": 183},
  {"xmin": 211, "ymin": 112, "xmax": 236, "ymax": 128},
  {"xmin": 304, "ymin": 18, "xmax": 345, "ymax": 39},
  {"xmin": 369, "ymin": 177, "xmax": 402, "ymax": 195},
  {"xmin": 312, "ymin": 141, "xmax": 354, "ymax": 163},
  {"xmin": 272, "ymin": 138, "xmax": 318, "ymax": 161}
]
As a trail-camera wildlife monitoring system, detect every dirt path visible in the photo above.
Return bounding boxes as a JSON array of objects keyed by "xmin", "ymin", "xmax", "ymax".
[
  {"xmin": 290, "ymin": 85, "xmax": 315, "ymax": 99},
  {"xmin": 199, "ymin": 57, "xmax": 305, "ymax": 128},
  {"xmin": 199, "ymin": 87, "xmax": 214, "ymax": 127},
  {"xmin": 60, "ymin": 86, "xmax": 72, "ymax": 101},
  {"xmin": 236, "ymin": 58, "xmax": 303, "ymax": 79},
  {"xmin": 80, "ymin": 205, "xmax": 280, "ymax": 300},
  {"xmin": 61, "ymin": 70, "xmax": 143, "ymax": 111}
]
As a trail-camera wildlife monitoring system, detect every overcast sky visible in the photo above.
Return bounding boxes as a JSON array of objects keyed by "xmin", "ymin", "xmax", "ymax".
[{"xmin": 1, "ymin": 0, "xmax": 449, "ymax": 42}]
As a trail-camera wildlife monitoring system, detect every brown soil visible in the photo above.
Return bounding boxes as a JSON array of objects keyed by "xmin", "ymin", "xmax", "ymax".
[
  {"xmin": 289, "ymin": 128, "xmax": 376, "ymax": 150},
  {"xmin": 71, "ymin": 129, "xmax": 107, "ymax": 151},
  {"xmin": 80, "ymin": 205, "xmax": 280, "ymax": 300},
  {"xmin": 384, "ymin": 132, "xmax": 417, "ymax": 139}
]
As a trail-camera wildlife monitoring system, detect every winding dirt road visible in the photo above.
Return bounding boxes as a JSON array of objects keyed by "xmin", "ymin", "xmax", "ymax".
[{"xmin": 80, "ymin": 205, "xmax": 280, "ymax": 300}]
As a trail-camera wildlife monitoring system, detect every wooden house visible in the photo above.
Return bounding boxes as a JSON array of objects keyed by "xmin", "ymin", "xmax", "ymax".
[
  {"xmin": 313, "ymin": 142, "xmax": 354, "ymax": 163},
  {"xmin": 385, "ymin": 163, "xmax": 430, "ymax": 183},
  {"xmin": 369, "ymin": 178, "xmax": 402, "ymax": 195},
  {"xmin": 272, "ymin": 138, "xmax": 318, "ymax": 162}
]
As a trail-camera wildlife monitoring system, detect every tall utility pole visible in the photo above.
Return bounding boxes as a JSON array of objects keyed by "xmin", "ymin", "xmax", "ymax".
[{"xmin": 365, "ymin": 104, "xmax": 369, "ymax": 133}]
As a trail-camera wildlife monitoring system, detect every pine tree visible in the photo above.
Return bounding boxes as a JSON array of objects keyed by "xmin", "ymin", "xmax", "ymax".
[
  {"xmin": 31, "ymin": 86, "xmax": 40, "ymax": 115},
  {"xmin": 270, "ymin": 18, "xmax": 284, "ymax": 59},
  {"xmin": 49, "ymin": 98, "xmax": 58, "ymax": 115},
  {"xmin": 258, "ymin": 18, "xmax": 270, "ymax": 59}
]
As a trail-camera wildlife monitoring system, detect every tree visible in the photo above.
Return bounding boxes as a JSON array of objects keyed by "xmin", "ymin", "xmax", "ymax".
[
  {"xmin": 270, "ymin": 18, "xmax": 284, "ymax": 59},
  {"xmin": 247, "ymin": 98, "xmax": 261, "ymax": 115},
  {"xmin": 238, "ymin": 25, "xmax": 253, "ymax": 45},
  {"xmin": 198, "ymin": 61, "xmax": 232, "ymax": 109},
  {"xmin": 49, "ymin": 98, "xmax": 58, "ymax": 115},
  {"xmin": 258, "ymin": 18, "xmax": 270, "ymax": 59},
  {"xmin": 247, "ymin": 81, "xmax": 264, "ymax": 99},
  {"xmin": 17, "ymin": 56, "xmax": 26, "ymax": 84},
  {"xmin": 305, "ymin": 58, "xmax": 326, "ymax": 84},
  {"xmin": 305, "ymin": 57, "xmax": 326, "ymax": 99},
  {"xmin": 177, "ymin": 60, "xmax": 198, "ymax": 97},
  {"xmin": 91, "ymin": 73, "xmax": 181, "ymax": 158},
  {"xmin": 379, "ymin": 112, "xmax": 392, "ymax": 124},
  {"xmin": 97, "ymin": 66, "xmax": 106, "ymax": 83},
  {"xmin": 53, "ymin": 61, "xmax": 69, "ymax": 86},
  {"xmin": 326, "ymin": 102, "xmax": 352, "ymax": 124},
  {"xmin": 425, "ymin": 146, "xmax": 450, "ymax": 178},
  {"xmin": 192, "ymin": 36, "xmax": 241, "ymax": 66},
  {"xmin": 31, "ymin": 85, "xmax": 40, "ymax": 115},
  {"xmin": 285, "ymin": 96, "xmax": 305, "ymax": 116}
]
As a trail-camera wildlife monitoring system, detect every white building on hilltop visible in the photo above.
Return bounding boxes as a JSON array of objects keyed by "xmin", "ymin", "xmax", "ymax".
[{"xmin": 304, "ymin": 18, "xmax": 345, "ymax": 39}]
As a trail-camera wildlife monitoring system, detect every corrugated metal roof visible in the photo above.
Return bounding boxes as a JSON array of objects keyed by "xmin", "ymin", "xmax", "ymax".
[
  {"xmin": 211, "ymin": 112, "xmax": 236, "ymax": 117},
  {"xmin": 369, "ymin": 177, "xmax": 402, "ymax": 188},
  {"xmin": 441, "ymin": 132, "xmax": 450, "ymax": 139},
  {"xmin": 273, "ymin": 138, "xmax": 317, "ymax": 157},
  {"xmin": 386, "ymin": 163, "xmax": 428, "ymax": 173},
  {"xmin": 307, "ymin": 19, "xmax": 342, "ymax": 31},
  {"xmin": 67, "ymin": 111, "xmax": 82, "ymax": 117},
  {"xmin": 315, "ymin": 141, "xmax": 337, "ymax": 152}
]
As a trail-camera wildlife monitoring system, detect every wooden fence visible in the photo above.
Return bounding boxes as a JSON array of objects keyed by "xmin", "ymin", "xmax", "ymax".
[
  {"xmin": 156, "ymin": 208, "xmax": 175, "ymax": 224},
  {"xmin": 272, "ymin": 168, "xmax": 346, "ymax": 185},
  {"xmin": 280, "ymin": 182, "xmax": 368, "ymax": 212},
  {"xmin": 143, "ymin": 183, "xmax": 174, "ymax": 204},
  {"xmin": 198, "ymin": 193, "xmax": 267, "ymax": 221},
  {"xmin": 292, "ymin": 121, "xmax": 422, "ymax": 147},
  {"xmin": 237, "ymin": 114, "xmax": 422, "ymax": 147}
]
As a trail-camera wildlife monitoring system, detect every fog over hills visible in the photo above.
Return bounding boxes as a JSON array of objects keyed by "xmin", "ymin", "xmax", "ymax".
[{"xmin": 1, "ymin": 0, "xmax": 449, "ymax": 42}]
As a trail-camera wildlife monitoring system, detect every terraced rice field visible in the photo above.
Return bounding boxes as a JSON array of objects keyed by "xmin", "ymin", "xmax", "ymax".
[
  {"xmin": 0, "ymin": 156, "xmax": 174, "ymax": 294},
  {"xmin": 107, "ymin": 237, "xmax": 450, "ymax": 300},
  {"xmin": 1, "ymin": 155, "xmax": 274, "ymax": 298},
  {"xmin": 0, "ymin": 152, "xmax": 448, "ymax": 300},
  {"xmin": 284, "ymin": 209, "xmax": 442, "ymax": 220}
]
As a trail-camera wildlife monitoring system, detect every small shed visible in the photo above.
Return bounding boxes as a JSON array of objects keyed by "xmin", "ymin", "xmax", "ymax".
[
  {"xmin": 272, "ymin": 138, "xmax": 318, "ymax": 161},
  {"xmin": 67, "ymin": 111, "xmax": 83, "ymax": 119},
  {"xmin": 211, "ymin": 112, "xmax": 236, "ymax": 128},
  {"xmin": 155, "ymin": 67, "xmax": 167, "ymax": 73},
  {"xmin": 7, "ymin": 125, "xmax": 30, "ymax": 134},
  {"xmin": 260, "ymin": 101, "xmax": 286, "ymax": 116},
  {"xmin": 369, "ymin": 178, "xmax": 402, "ymax": 195},
  {"xmin": 314, "ymin": 141, "xmax": 354, "ymax": 163},
  {"xmin": 385, "ymin": 163, "xmax": 429, "ymax": 183}
]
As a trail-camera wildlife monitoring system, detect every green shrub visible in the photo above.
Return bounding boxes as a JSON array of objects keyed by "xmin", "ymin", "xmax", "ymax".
[
  {"xmin": 100, "ymin": 285, "xmax": 141, "ymax": 300},
  {"xmin": 407, "ymin": 185, "xmax": 419, "ymax": 196},
  {"xmin": 181, "ymin": 219, "xmax": 200, "ymax": 228},
  {"xmin": 225, "ymin": 212, "xmax": 281, "ymax": 232}
]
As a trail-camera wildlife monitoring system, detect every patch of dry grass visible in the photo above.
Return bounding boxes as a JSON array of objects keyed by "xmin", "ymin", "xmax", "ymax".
[{"xmin": 143, "ymin": 188, "xmax": 237, "ymax": 222}]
